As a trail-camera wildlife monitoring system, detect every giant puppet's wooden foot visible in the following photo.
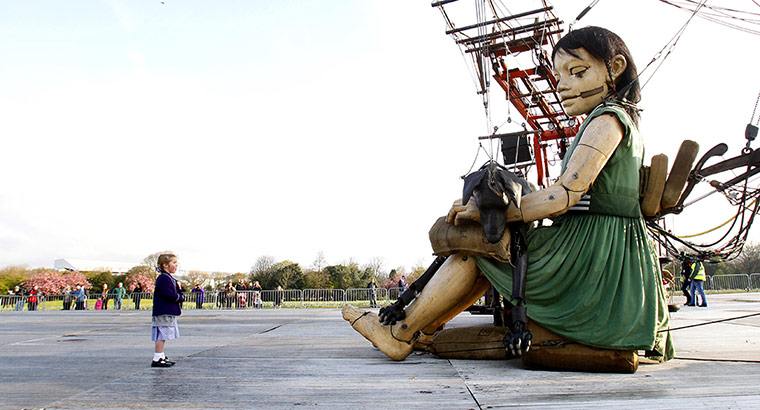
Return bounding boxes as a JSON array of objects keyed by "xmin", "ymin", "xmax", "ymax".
[
  {"xmin": 342, "ymin": 304, "xmax": 413, "ymax": 361},
  {"xmin": 412, "ymin": 327, "xmax": 441, "ymax": 352}
]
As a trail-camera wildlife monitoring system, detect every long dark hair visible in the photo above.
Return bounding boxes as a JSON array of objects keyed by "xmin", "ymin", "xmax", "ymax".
[{"xmin": 552, "ymin": 26, "xmax": 640, "ymax": 124}]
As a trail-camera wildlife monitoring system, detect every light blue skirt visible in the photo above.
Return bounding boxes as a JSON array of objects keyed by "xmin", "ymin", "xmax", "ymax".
[{"xmin": 151, "ymin": 315, "xmax": 179, "ymax": 341}]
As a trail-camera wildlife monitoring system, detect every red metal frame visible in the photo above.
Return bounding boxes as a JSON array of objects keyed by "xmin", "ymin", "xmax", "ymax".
[
  {"xmin": 434, "ymin": 3, "xmax": 581, "ymax": 187},
  {"xmin": 492, "ymin": 61, "xmax": 580, "ymax": 187}
]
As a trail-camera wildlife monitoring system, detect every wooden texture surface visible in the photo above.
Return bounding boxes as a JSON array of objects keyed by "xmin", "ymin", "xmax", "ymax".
[{"xmin": 0, "ymin": 293, "xmax": 758, "ymax": 409}]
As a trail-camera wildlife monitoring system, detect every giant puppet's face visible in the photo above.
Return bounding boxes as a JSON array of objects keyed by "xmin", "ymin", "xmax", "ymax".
[{"xmin": 553, "ymin": 47, "xmax": 626, "ymax": 117}]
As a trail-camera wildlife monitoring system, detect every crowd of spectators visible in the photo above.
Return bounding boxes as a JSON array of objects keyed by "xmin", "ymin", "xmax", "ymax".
[
  {"xmin": 2, "ymin": 278, "xmax": 393, "ymax": 311},
  {"xmin": 4, "ymin": 285, "xmax": 42, "ymax": 311},
  {"xmin": 1, "ymin": 280, "xmax": 275, "ymax": 311},
  {"xmin": 216, "ymin": 280, "xmax": 263, "ymax": 309},
  {"xmin": 2, "ymin": 283, "xmax": 132, "ymax": 311}
]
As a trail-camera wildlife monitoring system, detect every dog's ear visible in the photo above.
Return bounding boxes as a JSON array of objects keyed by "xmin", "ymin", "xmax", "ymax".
[
  {"xmin": 462, "ymin": 169, "xmax": 487, "ymax": 205},
  {"xmin": 495, "ymin": 169, "xmax": 527, "ymax": 209}
]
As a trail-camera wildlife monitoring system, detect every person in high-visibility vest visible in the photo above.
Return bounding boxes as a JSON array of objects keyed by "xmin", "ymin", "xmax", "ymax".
[{"xmin": 688, "ymin": 261, "xmax": 707, "ymax": 307}]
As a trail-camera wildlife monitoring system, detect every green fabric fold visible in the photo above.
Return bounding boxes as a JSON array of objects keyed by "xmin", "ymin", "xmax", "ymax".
[{"xmin": 476, "ymin": 103, "xmax": 674, "ymax": 361}]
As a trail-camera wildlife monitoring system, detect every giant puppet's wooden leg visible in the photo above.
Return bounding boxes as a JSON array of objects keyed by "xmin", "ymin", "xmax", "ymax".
[
  {"xmin": 413, "ymin": 276, "xmax": 492, "ymax": 351},
  {"xmin": 342, "ymin": 254, "xmax": 480, "ymax": 361},
  {"xmin": 420, "ymin": 276, "xmax": 491, "ymax": 333},
  {"xmin": 504, "ymin": 224, "xmax": 532, "ymax": 356}
]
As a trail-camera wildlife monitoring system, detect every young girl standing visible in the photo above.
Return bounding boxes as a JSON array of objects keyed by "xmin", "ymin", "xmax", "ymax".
[{"xmin": 151, "ymin": 253, "xmax": 184, "ymax": 367}]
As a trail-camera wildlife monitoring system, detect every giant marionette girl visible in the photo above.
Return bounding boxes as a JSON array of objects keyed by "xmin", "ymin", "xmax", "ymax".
[{"xmin": 343, "ymin": 26, "xmax": 674, "ymax": 369}]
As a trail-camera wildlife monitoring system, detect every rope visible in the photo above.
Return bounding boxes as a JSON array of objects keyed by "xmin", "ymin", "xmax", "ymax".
[
  {"xmin": 675, "ymin": 357, "xmax": 760, "ymax": 364},
  {"xmin": 677, "ymin": 197, "xmax": 759, "ymax": 238},
  {"xmin": 641, "ymin": 0, "xmax": 707, "ymax": 91},
  {"xmin": 659, "ymin": 0, "xmax": 760, "ymax": 36},
  {"xmin": 424, "ymin": 312, "xmax": 760, "ymax": 362},
  {"xmin": 432, "ymin": 346, "xmax": 504, "ymax": 354},
  {"xmin": 390, "ymin": 325, "xmax": 413, "ymax": 345},
  {"xmin": 658, "ymin": 311, "xmax": 760, "ymax": 333},
  {"xmin": 751, "ymin": 89, "xmax": 760, "ymax": 126},
  {"xmin": 350, "ymin": 311, "xmax": 370, "ymax": 327},
  {"xmin": 462, "ymin": 143, "xmax": 494, "ymax": 178},
  {"xmin": 569, "ymin": 0, "xmax": 601, "ymax": 31},
  {"xmin": 647, "ymin": 175, "xmax": 760, "ymax": 262}
]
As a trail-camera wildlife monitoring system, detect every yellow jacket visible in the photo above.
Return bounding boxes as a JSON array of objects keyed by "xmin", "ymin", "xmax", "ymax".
[{"xmin": 691, "ymin": 262, "xmax": 705, "ymax": 281}]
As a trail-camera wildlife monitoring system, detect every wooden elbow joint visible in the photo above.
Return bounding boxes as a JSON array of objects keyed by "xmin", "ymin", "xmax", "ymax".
[
  {"xmin": 560, "ymin": 143, "xmax": 608, "ymax": 192},
  {"xmin": 522, "ymin": 185, "xmax": 571, "ymax": 221}
]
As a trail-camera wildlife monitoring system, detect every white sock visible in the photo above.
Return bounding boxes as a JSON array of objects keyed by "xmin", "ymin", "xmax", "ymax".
[{"xmin": 153, "ymin": 352, "xmax": 165, "ymax": 361}]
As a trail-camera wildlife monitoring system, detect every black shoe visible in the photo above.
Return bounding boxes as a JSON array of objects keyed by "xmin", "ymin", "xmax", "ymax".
[
  {"xmin": 151, "ymin": 358, "xmax": 174, "ymax": 367},
  {"xmin": 700, "ymin": 304, "xmax": 708, "ymax": 307},
  {"xmin": 164, "ymin": 357, "xmax": 176, "ymax": 365}
]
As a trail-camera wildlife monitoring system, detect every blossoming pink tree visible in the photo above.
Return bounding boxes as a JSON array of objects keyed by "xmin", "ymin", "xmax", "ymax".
[
  {"xmin": 126, "ymin": 271, "xmax": 155, "ymax": 292},
  {"xmin": 20, "ymin": 271, "xmax": 93, "ymax": 295},
  {"xmin": 62, "ymin": 272, "xmax": 92, "ymax": 290}
]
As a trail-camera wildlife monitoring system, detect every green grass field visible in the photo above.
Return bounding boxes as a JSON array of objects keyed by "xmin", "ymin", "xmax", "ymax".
[
  {"xmin": 1, "ymin": 298, "xmax": 390, "ymax": 311},
  {"xmin": 5, "ymin": 289, "xmax": 759, "ymax": 312}
]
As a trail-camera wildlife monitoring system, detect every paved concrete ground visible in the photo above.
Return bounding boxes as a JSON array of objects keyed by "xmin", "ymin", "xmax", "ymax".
[{"xmin": 1, "ymin": 293, "xmax": 759, "ymax": 409}]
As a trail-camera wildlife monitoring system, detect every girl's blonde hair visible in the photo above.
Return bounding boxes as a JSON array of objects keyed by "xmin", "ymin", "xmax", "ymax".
[{"xmin": 158, "ymin": 253, "xmax": 177, "ymax": 270}]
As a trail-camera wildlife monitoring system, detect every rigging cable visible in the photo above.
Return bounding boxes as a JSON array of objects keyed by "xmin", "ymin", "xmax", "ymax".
[
  {"xmin": 659, "ymin": 0, "xmax": 760, "ymax": 36},
  {"xmin": 647, "ymin": 189, "xmax": 760, "ymax": 262},
  {"xmin": 750, "ymin": 89, "xmax": 760, "ymax": 125},
  {"xmin": 659, "ymin": 311, "xmax": 760, "ymax": 333},
  {"xmin": 640, "ymin": 0, "xmax": 707, "ymax": 91},
  {"xmin": 678, "ymin": 198, "xmax": 759, "ymax": 238},
  {"xmin": 568, "ymin": 0, "xmax": 601, "ymax": 31},
  {"xmin": 462, "ymin": 142, "xmax": 495, "ymax": 177},
  {"xmin": 436, "ymin": 6, "xmax": 488, "ymax": 107},
  {"xmin": 613, "ymin": 0, "xmax": 708, "ymax": 101}
]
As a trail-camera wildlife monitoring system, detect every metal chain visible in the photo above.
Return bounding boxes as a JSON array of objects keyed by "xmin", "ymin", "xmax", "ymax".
[{"xmin": 751, "ymin": 89, "xmax": 760, "ymax": 126}]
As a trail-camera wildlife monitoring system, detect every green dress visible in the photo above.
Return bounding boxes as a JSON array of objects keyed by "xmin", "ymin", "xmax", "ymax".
[{"xmin": 476, "ymin": 103, "xmax": 674, "ymax": 361}]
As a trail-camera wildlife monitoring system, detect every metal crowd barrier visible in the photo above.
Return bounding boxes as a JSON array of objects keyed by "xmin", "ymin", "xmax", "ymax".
[
  {"xmin": 27, "ymin": 281, "xmax": 756, "ymax": 311},
  {"xmin": 83, "ymin": 292, "xmax": 132, "ymax": 310},
  {"xmin": 214, "ymin": 290, "xmax": 236, "ymax": 309},
  {"xmin": 750, "ymin": 273, "xmax": 760, "ymax": 291},
  {"xmin": 203, "ymin": 290, "xmax": 263, "ymax": 310},
  {"xmin": 345, "ymin": 288, "xmax": 388, "ymax": 308},
  {"xmin": 672, "ymin": 274, "xmax": 760, "ymax": 294},
  {"xmin": 711, "ymin": 274, "xmax": 751, "ymax": 292},
  {"xmin": 0, "ymin": 295, "xmax": 28, "ymax": 311},
  {"xmin": 261, "ymin": 289, "xmax": 302, "ymax": 308},
  {"xmin": 304, "ymin": 289, "xmax": 345, "ymax": 308}
]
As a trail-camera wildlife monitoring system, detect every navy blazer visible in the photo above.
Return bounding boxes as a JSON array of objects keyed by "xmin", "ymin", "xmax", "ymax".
[{"xmin": 152, "ymin": 271, "xmax": 184, "ymax": 317}]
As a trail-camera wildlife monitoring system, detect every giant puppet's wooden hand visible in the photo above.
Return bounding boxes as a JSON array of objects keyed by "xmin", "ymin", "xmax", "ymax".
[
  {"xmin": 506, "ymin": 114, "xmax": 624, "ymax": 223},
  {"xmin": 446, "ymin": 198, "xmax": 480, "ymax": 225},
  {"xmin": 446, "ymin": 114, "xmax": 621, "ymax": 227}
]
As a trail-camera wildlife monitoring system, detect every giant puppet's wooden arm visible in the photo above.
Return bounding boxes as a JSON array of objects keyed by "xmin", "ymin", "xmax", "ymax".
[{"xmin": 507, "ymin": 114, "xmax": 625, "ymax": 223}]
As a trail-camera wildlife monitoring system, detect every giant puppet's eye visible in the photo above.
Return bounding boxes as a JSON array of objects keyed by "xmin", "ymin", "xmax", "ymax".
[{"xmin": 570, "ymin": 66, "xmax": 589, "ymax": 78}]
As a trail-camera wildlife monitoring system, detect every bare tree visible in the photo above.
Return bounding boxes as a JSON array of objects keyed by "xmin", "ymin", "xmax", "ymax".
[
  {"xmin": 250, "ymin": 255, "xmax": 276, "ymax": 276},
  {"xmin": 185, "ymin": 270, "xmax": 209, "ymax": 287},
  {"xmin": 364, "ymin": 256, "xmax": 385, "ymax": 279},
  {"xmin": 311, "ymin": 251, "xmax": 327, "ymax": 272},
  {"xmin": 143, "ymin": 251, "xmax": 174, "ymax": 270},
  {"xmin": 211, "ymin": 272, "xmax": 229, "ymax": 288},
  {"xmin": 311, "ymin": 251, "xmax": 327, "ymax": 273},
  {"xmin": 409, "ymin": 260, "xmax": 427, "ymax": 282},
  {"xmin": 721, "ymin": 242, "xmax": 760, "ymax": 275},
  {"xmin": 341, "ymin": 257, "xmax": 358, "ymax": 268},
  {"xmin": 143, "ymin": 252, "xmax": 161, "ymax": 270}
]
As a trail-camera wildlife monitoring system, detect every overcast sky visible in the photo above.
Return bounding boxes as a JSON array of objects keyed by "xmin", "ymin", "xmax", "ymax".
[{"xmin": 1, "ymin": 1, "xmax": 759, "ymax": 274}]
